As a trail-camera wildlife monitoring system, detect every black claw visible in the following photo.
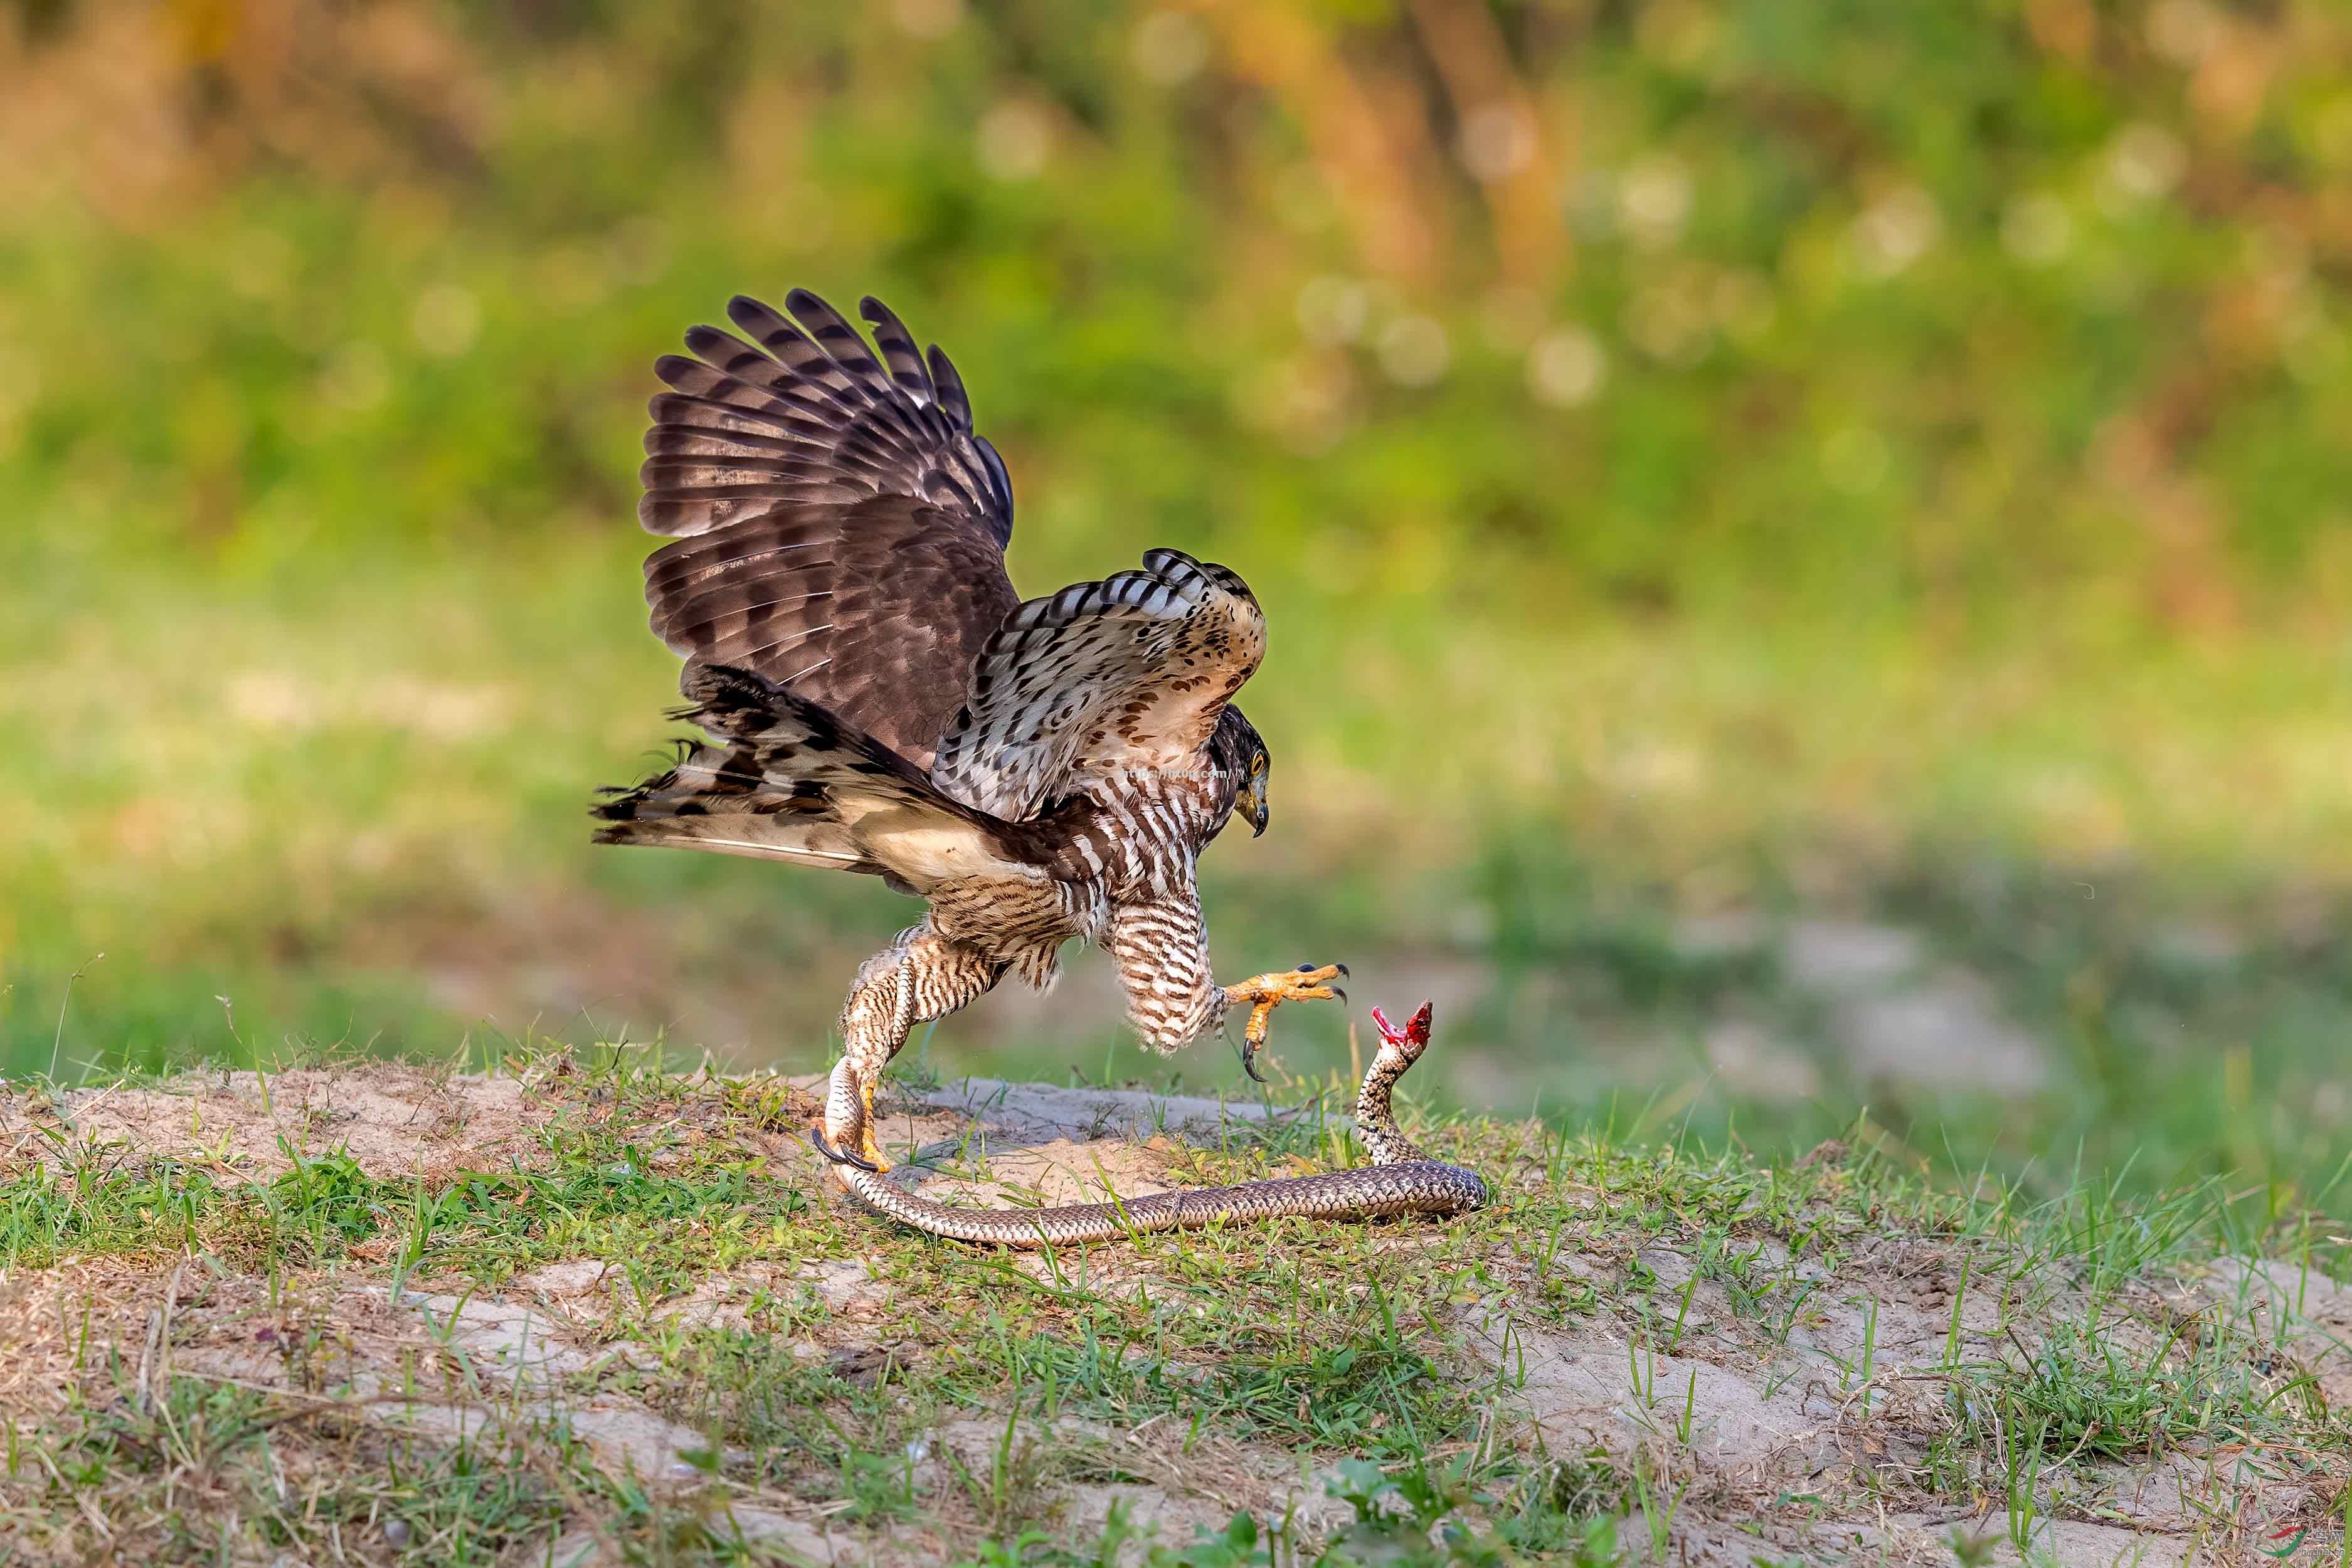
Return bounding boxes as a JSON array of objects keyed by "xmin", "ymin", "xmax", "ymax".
[
  {"xmin": 807, "ymin": 1126, "xmax": 881, "ymax": 1173},
  {"xmin": 1295, "ymin": 962, "xmax": 1318, "ymax": 973},
  {"xmin": 1331, "ymin": 987, "xmax": 1348, "ymax": 1005},
  {"xmin": 1335, "ymin": 963, "xmax": 1350, "ymax": 978},
  {"xmin": 1241, "ymin": 1043, "xmax": 1269, "ymax": 1085}
]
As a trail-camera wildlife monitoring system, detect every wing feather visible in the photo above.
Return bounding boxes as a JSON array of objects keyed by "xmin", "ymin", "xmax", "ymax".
[
  {"xmin": 642, "ymin": 495, "xmax": 1017, "ymax": 765},
  {"xmin": 633, "ymin": 290, "xmax": 1022, "ymax": 761},
  {"xmin": 638, "ymin": 287, "xmax": 1013, "ymax": 543},
  {"xmin": 931, "ymin": 549, "xmax": 1266, "ymax": 819}
]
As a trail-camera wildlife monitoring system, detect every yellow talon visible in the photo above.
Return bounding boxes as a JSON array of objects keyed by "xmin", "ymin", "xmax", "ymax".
[
  {"xmin": 1224, "ymin": 963, "xmax": 1348, "ymax": 1081},
  {"xmin": 857, "ymin": 1080, "xmax": 894, "ymax": 1173}
]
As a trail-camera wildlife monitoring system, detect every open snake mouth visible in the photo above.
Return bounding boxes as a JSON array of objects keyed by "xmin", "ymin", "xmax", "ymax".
[{"xmin": 1370, "ymin": 999, "xmax": 1434, "ymax": 1052}]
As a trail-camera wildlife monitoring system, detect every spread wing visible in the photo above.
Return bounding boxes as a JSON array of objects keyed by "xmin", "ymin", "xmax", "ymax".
[
  {"xmin": 931, "ymin": 549, "xmax": 1266, "ymax": 820},
  {"xmin": 636, "ymin": 290, "xmax": 1019, "ymax": 765}
]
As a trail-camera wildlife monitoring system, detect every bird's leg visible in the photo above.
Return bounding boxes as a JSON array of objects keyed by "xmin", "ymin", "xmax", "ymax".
[
  {"xmin": 817, "ymin": 951, "xmax": 910, "ymax": 1175},
  {"xmin": 813, "ymin": 1059, "xmax": 883, "ymax": 1173},
  {"xmin": 1223, "ymin": 962, "xmax": 1348, "ymax": 1083},
  {"xmin": 813, "ymin": 925, "xmax": 1006, "ymax": 1184}
]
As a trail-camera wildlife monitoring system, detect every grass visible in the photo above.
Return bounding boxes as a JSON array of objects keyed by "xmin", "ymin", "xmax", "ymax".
[
  {"xmin": 19, "ymin": 1366, "xmax": 805, "ymax": 1565},
  {"xmin": 8, "ymin": 3, "xmax": 2352, "ymax": 1223},
  {"xmin": 35, "ymin": 1376, "xmax": 585, "ymax": 1565},
  {"xmin": 1, "ymin": 1040, "xmax": 2346, "ymax": 1563}
]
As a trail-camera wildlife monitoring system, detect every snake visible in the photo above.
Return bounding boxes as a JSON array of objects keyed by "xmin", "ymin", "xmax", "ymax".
[{"xmin": 808, "ymin": 1000, "xmax": 1489, "ymax": 1248}]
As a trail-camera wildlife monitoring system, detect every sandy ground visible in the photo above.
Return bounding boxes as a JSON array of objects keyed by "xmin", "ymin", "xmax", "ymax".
[{"xmin": 1, "ymin": 1064, "xmax": 2344, "ymax": 1565}]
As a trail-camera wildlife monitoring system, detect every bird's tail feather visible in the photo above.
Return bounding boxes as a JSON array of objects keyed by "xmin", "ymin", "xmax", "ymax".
[{"xmin": 591, "ymin": 663, "xmax": 1020, "ymax": 892}]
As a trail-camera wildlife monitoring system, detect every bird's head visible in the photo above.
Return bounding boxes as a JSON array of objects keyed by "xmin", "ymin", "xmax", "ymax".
[{"xmin": 1210, "ymin": 706, "xmax": 1270, "ymax": 839}]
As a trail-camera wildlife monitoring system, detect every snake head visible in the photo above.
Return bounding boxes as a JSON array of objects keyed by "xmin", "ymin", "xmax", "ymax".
[{"xmin": 1369, "ymin": 1001, "xmax": 1434, "ymax": 1059}]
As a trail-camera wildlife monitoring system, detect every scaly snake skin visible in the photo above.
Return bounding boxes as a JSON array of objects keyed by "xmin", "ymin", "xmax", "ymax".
[{"xmin": 814, "ymin": 1002, "xmax": 1488, "ymax": 1248}]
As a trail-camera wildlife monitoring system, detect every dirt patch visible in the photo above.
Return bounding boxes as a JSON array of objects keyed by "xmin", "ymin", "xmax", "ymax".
[
  {"xmin": 1831, "ymin": 973, "xmax": 2048, "ymax": 1095},
  {"xmin": 0, "ymin": 1256, "xmax": 171, "ymax": 1419},
  {"xmin": 1465, "ymin": 1234, "xmax": 2347, "ymax": 1567},
  {"xmin": 925, "ymin": 1413, "xmax": 1353, "ymax": 1547},
  {"xmin": 5, "ymin": 1258, "xmax": 726, "ymax": 1490},
  {"xmin": 861, "ymin": 1075, "xmax": 1288, "ymax": 1210},
  {"xmin": 2195, "ymin": 1257, "xmax": 2352, "ymax": 1410},
  {"xmin": 1677, "ymin": 916, "xmax": 2055, "ymax": 1096},
  {"xmin": 0, "ymin": 1064, "xmax": 557, "ymax": 1180}
]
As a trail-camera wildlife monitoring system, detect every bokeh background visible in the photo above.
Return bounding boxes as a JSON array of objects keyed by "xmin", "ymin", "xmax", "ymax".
[{"xmin": 6, "ymin": 0, "xmax": 2351, "ymax": 1214}]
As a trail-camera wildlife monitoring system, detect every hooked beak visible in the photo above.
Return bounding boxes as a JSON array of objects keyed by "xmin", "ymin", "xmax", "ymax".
[{"xmin": 1244, "ymin": 772, "xmax": 1268, "ymax": 837}]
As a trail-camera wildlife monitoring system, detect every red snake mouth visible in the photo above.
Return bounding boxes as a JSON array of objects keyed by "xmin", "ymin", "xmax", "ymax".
[{"xmin": 1370, "ymin": 1000, "xmax": 1434, "ymax": 1049}]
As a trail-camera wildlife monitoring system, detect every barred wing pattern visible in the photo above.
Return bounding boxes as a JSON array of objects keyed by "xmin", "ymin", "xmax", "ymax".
[
  {"xmin": 932, "ymin": 549, "xmax": 1266, "ymax": 820},
  {"xmin": 641, "ymin": 290, "xmax": 1012, "ymax": 543},
  {"xmin": 641, "ymin": 495, "xmax": 1016, "ymax": 766},
  {"xmin": 635, "ymin": 291, "xmax": 1021, "ymax": 761}
]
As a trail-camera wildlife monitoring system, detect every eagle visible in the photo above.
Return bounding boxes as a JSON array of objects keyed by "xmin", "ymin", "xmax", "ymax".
[{"xmin": 592, "ymin": 289, "xmax": 1344, "ymax": 1174}]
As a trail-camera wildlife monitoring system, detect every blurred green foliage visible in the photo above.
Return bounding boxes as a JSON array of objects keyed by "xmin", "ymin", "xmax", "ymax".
[{"xmin": 3, "ymin": 1, "xmax": 2351, "ymax": 1208}]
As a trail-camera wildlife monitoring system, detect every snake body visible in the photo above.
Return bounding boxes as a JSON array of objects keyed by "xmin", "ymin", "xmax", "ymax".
[{"xmin": 818, "ymin": 1002, "xmax": 1488, "ymax": 1248}]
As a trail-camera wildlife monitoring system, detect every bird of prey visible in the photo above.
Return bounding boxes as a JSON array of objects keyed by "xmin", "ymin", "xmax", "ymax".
[{"xmin": 592, "ymin": 289, "xmax": 1344, "ymax": 1175}]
